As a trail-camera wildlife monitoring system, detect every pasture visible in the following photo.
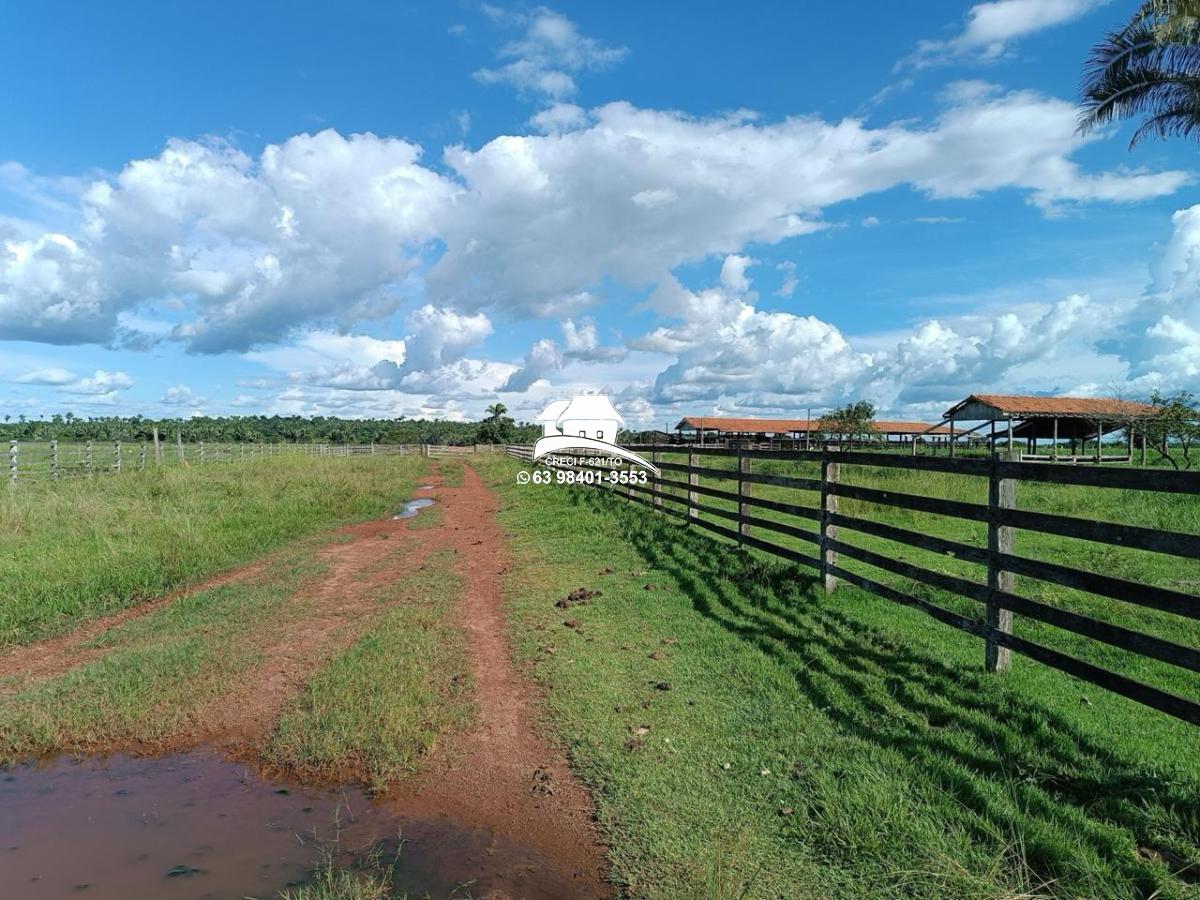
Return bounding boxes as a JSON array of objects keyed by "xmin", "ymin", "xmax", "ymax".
[
  {"xmin": 0, "ymin": 450, "xmax": 1196, "ymax": 898},
  {"xmin": 0, "ymin": 453, "xmax": 428, "ymax": 646}
]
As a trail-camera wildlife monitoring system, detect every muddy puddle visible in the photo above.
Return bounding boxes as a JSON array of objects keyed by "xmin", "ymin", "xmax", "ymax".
[
  {"xmin": 0, "ymin": 751, "xmax": 593, "ymax": 899},
  {"xmin": 393, "ymin": 497, "xmax": 435, "ymax": 519}
]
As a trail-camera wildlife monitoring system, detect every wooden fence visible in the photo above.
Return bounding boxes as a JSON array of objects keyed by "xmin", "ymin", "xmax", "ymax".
[
  {"xmin": 5, "ymin": 439, "xmax": 501, "ymax": 484},
  {"xmin": 506, "ymin": 443, "xmax": 1200, "ymax": 726}
]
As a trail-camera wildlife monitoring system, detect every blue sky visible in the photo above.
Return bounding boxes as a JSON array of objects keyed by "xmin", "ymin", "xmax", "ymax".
[{"xmin": 3, "ymin": 0, "xmax": 1200, "ymax": 426}]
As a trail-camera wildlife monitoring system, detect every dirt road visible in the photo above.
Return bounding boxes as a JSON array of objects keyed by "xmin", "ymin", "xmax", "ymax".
[{"xmin": 393, "ymin": 463, "xmax": 610, "ymax": 896}]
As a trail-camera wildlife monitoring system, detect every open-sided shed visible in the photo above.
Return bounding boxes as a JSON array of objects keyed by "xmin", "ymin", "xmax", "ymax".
[
  {"xmin": 674, "ymin": 416, "xmax": 953, "ymax": 448},
  {"xmin": 938, "ymin": 394, "xmax": 1157, "ymax": 462}
]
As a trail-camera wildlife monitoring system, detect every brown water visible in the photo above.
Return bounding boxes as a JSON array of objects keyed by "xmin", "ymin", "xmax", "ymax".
[{"xmin": 0, "ymin": 751, "xmax": 591, "ymax": 899}]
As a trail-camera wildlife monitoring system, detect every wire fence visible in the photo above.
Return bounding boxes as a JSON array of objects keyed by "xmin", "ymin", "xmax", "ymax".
[{"xmin": 5, "ymin": 440, "xmax": 502, "ymax": 484}]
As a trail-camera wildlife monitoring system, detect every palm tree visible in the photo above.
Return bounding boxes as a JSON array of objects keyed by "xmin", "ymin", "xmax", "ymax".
[
  {"xmin": 486, "ymin": 402, "xmax": 507, "ymax": 421},
  {"xmin": 1080, "ymin": 1, "xmax": 1200, "ymax": 146}
]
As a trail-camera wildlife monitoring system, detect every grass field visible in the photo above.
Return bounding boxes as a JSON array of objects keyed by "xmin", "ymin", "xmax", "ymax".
[
  {"xmin": 0, "ymin": 455, "xmax": 485, "ymax": 777},
  {"xmin": 0, "ymin": 454, "xmax": 429, "ymax": 647},
  {"xmin": 0, "ymin": 535, "xmax": 331, "ymax": 760},
  {"xmin": 475, "ymin": 454, "xmax": 1200, "ymax": 899}
]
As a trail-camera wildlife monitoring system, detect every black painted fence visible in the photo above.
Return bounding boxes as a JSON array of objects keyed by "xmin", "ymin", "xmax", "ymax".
[{"xmin": 506, "ymin": 443, "xmax": 1200, "ymax": 726}]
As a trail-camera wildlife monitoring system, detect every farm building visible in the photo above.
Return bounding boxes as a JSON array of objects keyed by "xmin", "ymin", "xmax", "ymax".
[
  {"xmin": 934, "ymin": 394, "xmax": 1159, "ymax": 462},
  {"xmin": 673, "ymin": 416, "xmax": 954, "ymax": 448}
]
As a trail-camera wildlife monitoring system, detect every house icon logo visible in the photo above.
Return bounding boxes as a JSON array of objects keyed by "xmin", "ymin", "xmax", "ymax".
[{"xmin": 532, "ymin": 395, "xmax": 660, "ymax": 474}]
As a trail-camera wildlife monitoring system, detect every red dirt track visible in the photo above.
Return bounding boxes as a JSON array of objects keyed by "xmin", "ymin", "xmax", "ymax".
[{"xmin": 392, "ymin": 463, "xmax": 611, "ymax": 897}]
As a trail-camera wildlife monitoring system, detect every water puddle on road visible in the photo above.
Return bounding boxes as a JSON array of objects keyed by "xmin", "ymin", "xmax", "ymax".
[
  {"xmin": 0, "ymin": 751, "xmax": 588, "ymax": 899},
  {"xmin": 392, "ymin": 497, "xmax": 434, "ymax": 519}
]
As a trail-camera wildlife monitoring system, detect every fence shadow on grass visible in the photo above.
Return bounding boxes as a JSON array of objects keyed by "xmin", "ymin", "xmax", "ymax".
[{"xmin": 567, "ymin": 489, "xmax": 1200, "ymax": 895}]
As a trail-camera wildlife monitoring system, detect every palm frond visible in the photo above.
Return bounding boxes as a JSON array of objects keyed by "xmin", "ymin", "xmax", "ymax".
[
  {"xmin": 1078, "ymin": 2, "xmax": 1200, "ymax": 145},
  {"xmin": 1130, "ymin": 96, "xmax": 1200, "ymax": 143}
]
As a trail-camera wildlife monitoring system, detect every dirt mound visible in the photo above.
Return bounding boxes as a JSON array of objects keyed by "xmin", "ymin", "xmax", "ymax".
[{"xmin": 556, "ymin": 586, "xmax": 602, "ymax": 609}]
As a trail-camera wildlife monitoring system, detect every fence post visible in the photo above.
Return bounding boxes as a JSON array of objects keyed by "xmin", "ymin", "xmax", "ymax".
[
  {"xmin": 738, "ymin": 447, "xmax": 751, "ymax": 545},
  {"xmin": 8, "ymin": 439, "xmax": 16, "ymax": 486},
  {"xmin": 986, "ymin": 454, "xmax": 1015, "ymax": 672},
  {"xmin": 50, "ymin": 439, "xmax": 58, "ymax": 481},
  {"xmin": 85, "ymin": 440, "xmax": 93, "ymax": 477},
  {"xmin": 113, "ymin": 440, "xmax": 121, "ymax": 474},
  {"xmin": 819, "ymin": 448, "xmax": 839, "ymax": 594},
  {"xmin": 153, "ymin": 427, "xmax": 161, "ymax": 465},
  {"xmin": 687, "ymin": 449, "xmax": 699, "ymax": 523},
  {"xmin": 651, "ymin": 446, "xmax": 662, "ymax": 508},
  {"xmin": 176, "ymin": 430, "xmax": 184, "ymax": 463},
  {"xmin": 139, "ymin": 442, "xmax": 146, "ymax": 471}
]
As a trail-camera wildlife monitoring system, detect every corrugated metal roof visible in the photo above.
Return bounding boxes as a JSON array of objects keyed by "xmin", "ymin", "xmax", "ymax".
[
  {"xmin": 676, "ymin": 416, "xmax": 953, "ymax": 435},
  {"xmin": 948, "ymin": 394, "xmax": 1157, "ymax": 419}
]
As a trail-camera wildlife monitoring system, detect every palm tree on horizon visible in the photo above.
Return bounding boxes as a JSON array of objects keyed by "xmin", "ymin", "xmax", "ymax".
[{"xmin": 1079, "ymin": 0, "xmax": 1200, "ymax": 146}]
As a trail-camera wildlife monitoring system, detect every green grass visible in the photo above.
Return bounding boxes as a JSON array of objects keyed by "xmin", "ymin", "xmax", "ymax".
[
  {"xmin": 437, "ymin": 459, "xmax": 465, "ymax": 487},
  {"xmin": 266, "ymin": 549, "xmax": 472, "ymax": 791},
  {"xmin": 473, "ymin": 454, "xmax": 1200, "ymax": 899},
  {"xmin": 0, "ymin": 538, "xmax": 333, "ymax": 760},
  {"xmin": 0, "ymin": 455, "xmax": 429, "ymax": 647},
  {"xmin": 280, "ymin": 846, "xmax": 405, "ymax": 900},
  {"xmin": 280, "ymin": 867, "xmax": 395, "ymax": 900},
  {"xmin": 405, "ymin": 505, "xmax": 444, "ymax": 530}
]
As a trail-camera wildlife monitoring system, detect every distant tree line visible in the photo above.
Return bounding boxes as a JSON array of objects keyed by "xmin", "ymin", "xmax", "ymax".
[{"xmin": 0, "ymin": 409, "xmax": 541, "ymax": 446}]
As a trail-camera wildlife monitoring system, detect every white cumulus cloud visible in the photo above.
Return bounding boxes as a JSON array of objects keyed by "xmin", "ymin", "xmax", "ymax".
[
  {"xmin": 905, "ymin": 0, "xmax": 1111, "ymax": 68},
  {"xmin": 61, "ymin": 369, "xmax": 134, "ymax": 395},
  {"xmin": 474, "ymin": 9, "xmax": 626, "ymax": 100},
  {"xmin": 15, "ymin": 367, "xmax": 77, "ymax": 385}
]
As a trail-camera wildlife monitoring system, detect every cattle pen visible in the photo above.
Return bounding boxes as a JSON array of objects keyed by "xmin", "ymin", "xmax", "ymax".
[{"xmin": 507, "ymin": 442, "xmax": 1200, "ymax": 727}]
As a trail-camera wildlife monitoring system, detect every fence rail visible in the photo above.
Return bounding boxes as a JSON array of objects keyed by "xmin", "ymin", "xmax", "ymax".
[
  {"xmin": 5, "ymin": 440, "xmax": 502, "ymax": 484},
  {"xmin": 506, "ymin": 443, "xmax": 1200, "ymax": 727}
]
